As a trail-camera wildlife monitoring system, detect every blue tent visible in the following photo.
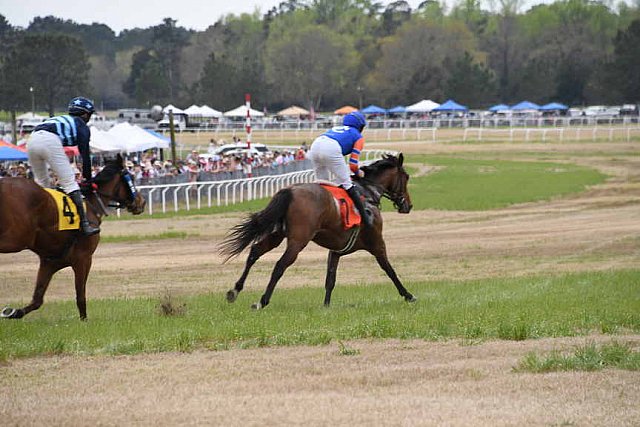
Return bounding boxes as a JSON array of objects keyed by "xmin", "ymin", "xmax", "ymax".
[
  {"xmin": 360, "ymin": 105, "xmax": 387, "ymax": 114},
  {"xmin": 0, "ymin": 144, "xmax": 28, "ymax": 161},
  {"xmin": 511, "ymin": 101, "xmax": 540, "ymax": 110},
  {"xmin": 432, "ymin": 99, "xmax": 468, "ymax": 112},
  {"xmin": 540, "ymin": 102, "xmax": 568, "ymax": 111},
  {"xmin": 145, "ymin": 129, "xmax": 171, "ymax": 142},
  {"xmin": 387, "ymin": 105, "xmax": 406, "ymax": 114},
  {"xmin": 488, "ymin": 104, "xmax": 510, "ymax": 112}
]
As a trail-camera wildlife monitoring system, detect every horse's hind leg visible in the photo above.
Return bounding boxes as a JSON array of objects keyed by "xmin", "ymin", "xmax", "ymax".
[
  {"xmin": 253, "ymin": 240, "xmax": 308, "ymax": 310},
  {"xmin": 2, "ymin": 258, "xmax": 62, "ymax": 319},
  {"xmin": 227, "ymin": 231, "xmax": 285, "ymax": 303},
  {"xmin": 72, "ymin": 257, "xmax": 92, "ymax": 320},
  {"xmin": 323, "ymin": 251, "xmax": 342, "ymax": 307},
  {"xmin": 371, "ymin": 243, "xmax": 416, "ymax": 303}
]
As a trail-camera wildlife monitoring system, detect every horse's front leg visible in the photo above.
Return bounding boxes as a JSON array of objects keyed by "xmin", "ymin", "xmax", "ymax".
[
  {"xmin": 72, "ymin": 257, "xmax": 93, "ymax": 320},
  {"xmin": 371, "ymin": 243, "xmax": 416, "ymax": 303},
  {"xmin": 323, "ymin": 251, "xmax": 341, "ymax": 307},
  {"xmin": 227, "ymin": 231, "xmax": 284, "ymax": 303},
  {"xmin": 1, "ymin": 258, "xmax": 63, "ymax": 319}
]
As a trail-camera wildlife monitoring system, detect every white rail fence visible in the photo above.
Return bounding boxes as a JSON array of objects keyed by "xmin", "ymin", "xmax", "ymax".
[
  {"xmin": 136, "ymin": 150, "xmax": 393, "ymax": 215},
  {"xmin": 461, "ymin": 126, "xmax": 640, "ymax": 142},
  {"xmin": 175, "ymin": 125, "xmax": 640, "ymax": 150}
]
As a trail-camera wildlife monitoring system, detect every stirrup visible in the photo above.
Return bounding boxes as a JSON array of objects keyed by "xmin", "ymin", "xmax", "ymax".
[{"xmin": 80, "ymin": 221, "xmax": 100, "ymax": 236}]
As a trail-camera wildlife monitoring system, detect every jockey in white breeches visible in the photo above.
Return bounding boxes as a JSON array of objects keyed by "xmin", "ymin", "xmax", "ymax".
[
  {"xmin": 27, "ymin": 97, "xmax": 100, "ymax": 236},
  {"xmin": 309, "ymin": 111, "xmax": 372, "ymax": 226}
]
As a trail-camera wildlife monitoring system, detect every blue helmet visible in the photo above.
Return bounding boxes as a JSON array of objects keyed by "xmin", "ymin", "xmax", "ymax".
[
  {"xmin": 68, "ymin": 97, "xmax": 95, "ymax": 116},
  {"xmin": 343, "ymin": 111, "xmax": 366, "ymax": 131}
]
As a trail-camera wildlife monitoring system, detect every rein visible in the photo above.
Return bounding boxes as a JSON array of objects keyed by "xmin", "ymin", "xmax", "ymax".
[
  {"xmin": 90, "ymin": 169, "xmax": 138, "ymax": 215},
  {"xmin": 359, "ymin": 167, "xmax": 407, "ymax": 211}
]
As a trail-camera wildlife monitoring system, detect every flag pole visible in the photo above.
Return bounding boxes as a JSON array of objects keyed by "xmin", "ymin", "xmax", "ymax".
[{"xmin": 245, "ymin": 93, "xmax": 251, "ymax": 149}]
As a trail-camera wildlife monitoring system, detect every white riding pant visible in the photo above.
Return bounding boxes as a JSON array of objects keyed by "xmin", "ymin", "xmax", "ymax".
[
  {"xmin": 27, "ymin": 130, "xmax": 79, "ymax": 194},
  {"xmin": 309, "ymin": 135, "xmax": 353, "ymax": 190}
]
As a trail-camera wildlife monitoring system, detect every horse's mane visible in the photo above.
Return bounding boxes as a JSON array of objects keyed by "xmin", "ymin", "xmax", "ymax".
[
  {"xmin": 93, "ymin": 157, "xmax": 123, "ymax": 184},
  {"xmin": 360, "ymin": 154, "xmax": 400, "ymax": 180}
]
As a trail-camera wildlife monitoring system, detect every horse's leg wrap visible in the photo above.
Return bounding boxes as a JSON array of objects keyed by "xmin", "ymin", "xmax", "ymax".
[{"xmin": 0, "ymin": 307, "xmax": 25, "ymax": 319}]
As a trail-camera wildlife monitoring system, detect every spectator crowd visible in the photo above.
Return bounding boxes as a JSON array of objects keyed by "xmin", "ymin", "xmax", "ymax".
[{"xmin": 0, "ymin": 140, "xmax": 309, "ymax": 187}]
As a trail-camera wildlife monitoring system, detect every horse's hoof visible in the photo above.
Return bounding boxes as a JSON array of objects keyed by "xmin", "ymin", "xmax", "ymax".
[
  {"xmin": 1, "ymin": 307, "xmax": 23, "ymax": 319},
  {"xmin": 405, "ymin": 295, "xmax": 417, "ymax": 303},
  {"xmin": 251, "ymin": 302, "xmax": 263, "ymax": 310},
  {"xmin": 226, "ymin": 289, "xmax": 238, "ymax": 303}
]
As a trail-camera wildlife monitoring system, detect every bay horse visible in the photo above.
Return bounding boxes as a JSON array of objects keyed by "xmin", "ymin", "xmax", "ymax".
[
  {"xmin": 220, "ymin": 152, "xmax": 416, "ymax": 309},
  {"xmin": 0, "ymin": 154, "xmax": 145, "ymax": 320}
]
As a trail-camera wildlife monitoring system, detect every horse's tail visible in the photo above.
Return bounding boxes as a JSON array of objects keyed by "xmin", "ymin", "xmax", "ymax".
[{"xmin": 219, "ymin": 187, "xmax": 294, "ymax": 261}]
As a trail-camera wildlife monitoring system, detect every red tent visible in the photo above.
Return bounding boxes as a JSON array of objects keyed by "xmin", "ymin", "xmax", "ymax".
[{"xmin": 0, "ymin": 139, "xmax": 27, "ymax": 152}]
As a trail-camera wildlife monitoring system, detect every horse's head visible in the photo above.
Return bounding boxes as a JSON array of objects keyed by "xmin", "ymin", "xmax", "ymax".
[
  {"xmin": 93, "ymin": 153, "xmax": 146, "ymax": 215},
  {"xmin": 361, "ymin": 152, "xmax": 412, "ymax": 214}
]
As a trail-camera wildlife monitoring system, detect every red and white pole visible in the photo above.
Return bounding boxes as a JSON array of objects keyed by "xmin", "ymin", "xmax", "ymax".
[{"xmin": 245, "ymin": 93, "xmax": 251, "ymax": 149}]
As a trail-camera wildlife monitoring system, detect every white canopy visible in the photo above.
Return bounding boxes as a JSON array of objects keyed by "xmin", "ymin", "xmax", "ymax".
[
  {"xmin": 199, "ymin": 105, "xmax": 223, "ymax": 118},
  {"xmin": 405, "ymin": 99, "xmax": 440, "ymax": 113},
  {"xmin": 107, "ymin": 122, "xmax": 170, "ymax": 153},
  {"xmin": 89, "ymin": 126, "xmax": 127, "ymax": 152},
  {"xmin": 162, "ymin": 104, "xmax": 185, "ymax": 115},
  {"xmin": 17, "ymin": 112, "xmax": 47, "ymax": 121},
  {"xmin": 223, "ymin": 105, "xmax": 264, "ymax": 117},
  {"xmin": 183, "ymin": 104, "xmax": 202, "ymax": 116}
]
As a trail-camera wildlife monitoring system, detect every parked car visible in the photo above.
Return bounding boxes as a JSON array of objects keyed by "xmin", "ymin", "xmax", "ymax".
[
  {"xmin": 620, "ymin": 104, "xmax": 639, "ymax": 116},
  {"xmin": 214, "ymin": 143, "xmax": 271, "ymax": 158}
]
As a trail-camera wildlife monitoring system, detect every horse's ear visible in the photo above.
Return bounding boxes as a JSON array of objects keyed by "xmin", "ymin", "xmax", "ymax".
[
  {"xmin": 116, "ymin": 153, "xmax": 123, "ymax": 165},
  {"xmin": 398, "ymin": 152, "xmax": 404, "ymax": 166}
]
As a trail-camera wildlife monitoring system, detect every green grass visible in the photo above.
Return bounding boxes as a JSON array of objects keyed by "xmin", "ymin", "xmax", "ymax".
[
  {"xmin": 110, "ymin": 155, "xmax": 606, "ymax": 220},
  {"xmin": 406, "ymin": 156, "xmax": 606, "ymax": 211},
  {"xmin": 1, "ymin": 269, "xmax": 638, "ymax": 360},
  {"xmin": 100, "ymin": 231, "xmax": 194, "ymax": 243},
  {"xmin": 515, "ymin": 341, "xmax": 640, "ymax": 373}
]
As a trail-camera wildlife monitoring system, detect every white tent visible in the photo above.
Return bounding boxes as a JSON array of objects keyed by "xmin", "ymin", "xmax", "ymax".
[
  {"xmin": 107, "ymin": 122, "xmax": 170, "ymax": 153},
  {"xmin": 183, "ymin": 105, "xmax": 202, "ymax": 116},
  {"xmin": 199, "ymin": 105, "xmax": 223, "ymax": 118},
  {"xmin": 405, "ymin": 99, "xmax": 440, "ymax": 113},
  {"xmin": 223, "ymin": 105, "xmax": 264, "ymax": 117},
  {"xmin": 89, "ymin": 126, "xmax": 127, "ymax": 152},
  {"xmin": 17, "ymin": 112, "xmax": 47, "ymax": 121},
  {"xmin": 162, "ymin": 104, "xmax": 185, "ymax": 115}
]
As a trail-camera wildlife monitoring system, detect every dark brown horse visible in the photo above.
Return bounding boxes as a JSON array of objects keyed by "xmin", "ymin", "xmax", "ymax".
[
  {"xmin": 220, "ymin": 153, "xmax": 416, "ymax": 309},
  {"xmin": 0, "ymin": 154, "xmax": 145, "ymax": 320}
]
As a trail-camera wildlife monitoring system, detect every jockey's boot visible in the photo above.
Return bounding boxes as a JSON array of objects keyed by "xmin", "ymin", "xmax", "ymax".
[
  {"xmin": 68, "ymin": 190, "xmax": 100, "ymax": 236},
  {"xmin": 346, "ymin": 185, "xmax": 373, "ymax": 227}
]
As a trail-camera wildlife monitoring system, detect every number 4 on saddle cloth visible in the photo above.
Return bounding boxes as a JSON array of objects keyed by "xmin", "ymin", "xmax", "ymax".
[
  {"xmin": 43, "ymin": 188, "xmax": 84, "ymax": 231},
  {"xmin": 319, "ymin": 184, "xmax": 364, "ymax": 230}
]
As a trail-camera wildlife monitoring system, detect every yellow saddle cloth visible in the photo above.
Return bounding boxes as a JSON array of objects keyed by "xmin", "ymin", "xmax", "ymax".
[{"xmin": 43, "ymin": 188, "xmax": 82, "ymax": 231}]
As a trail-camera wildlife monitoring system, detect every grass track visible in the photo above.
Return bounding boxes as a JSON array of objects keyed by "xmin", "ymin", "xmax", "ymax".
[{"xmin": 2, "ymin": 269, "xmax": 638, "ymax": 360}]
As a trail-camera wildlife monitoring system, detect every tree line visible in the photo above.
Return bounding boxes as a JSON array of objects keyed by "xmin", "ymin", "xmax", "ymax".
[{"xmin": 0, "ymin": 0, "xmax": 639, "ymax": 116}]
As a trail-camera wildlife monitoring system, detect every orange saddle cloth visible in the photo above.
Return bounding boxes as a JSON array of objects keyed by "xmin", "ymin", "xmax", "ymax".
[{"xmin": 319, "ymin": 184, "xmax": 361, "ymax": 229}]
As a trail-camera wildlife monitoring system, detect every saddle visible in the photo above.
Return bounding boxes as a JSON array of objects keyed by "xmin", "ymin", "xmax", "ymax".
[
  {"xmin": 319, "ymin": 184, "xmax": 361, "ymax": 230},
  {"xmin": 43, "ymin": 188, "xmax": 82, "ymax": 231}
]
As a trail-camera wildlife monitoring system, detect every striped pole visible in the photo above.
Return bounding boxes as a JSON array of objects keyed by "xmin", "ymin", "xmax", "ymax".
[{"xmin": 245, "ymin": 93, "xmax": 251, "ymax": 148}]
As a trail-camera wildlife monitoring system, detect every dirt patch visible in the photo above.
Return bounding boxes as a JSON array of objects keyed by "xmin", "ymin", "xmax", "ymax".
[
  {"xmin": 1, "ymin": 335, "xmax": 638, "ymax": 426},
  {"xmin": 1, "ymin": 139, "xmax": 639, "ymax": 425}
]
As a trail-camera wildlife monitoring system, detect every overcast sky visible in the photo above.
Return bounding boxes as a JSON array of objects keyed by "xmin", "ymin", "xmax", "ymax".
[{"xmin": 0, "ymin": 0, "xmax": 430, "ymax": 33}]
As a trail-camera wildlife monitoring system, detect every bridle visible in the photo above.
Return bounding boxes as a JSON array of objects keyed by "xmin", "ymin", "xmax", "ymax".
[
  {"xmin": 361, "ymin": 165, "xmax": 409, "ymax": 212},
  {"xmin": 95, "ymin": 169, "xmax": 139, "ymax": 213},
  {"xmin": 381, "ymin": 167, "xmax": 409, "ymax": 211}
]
